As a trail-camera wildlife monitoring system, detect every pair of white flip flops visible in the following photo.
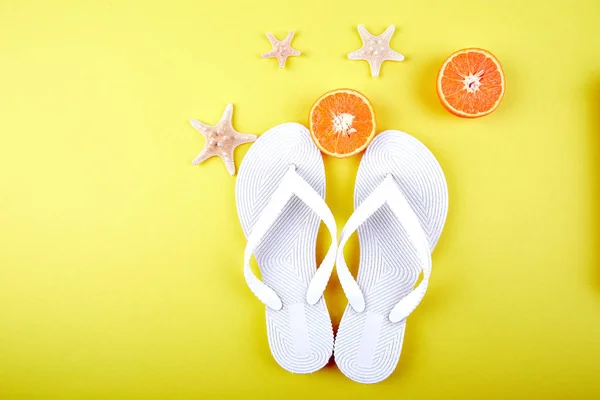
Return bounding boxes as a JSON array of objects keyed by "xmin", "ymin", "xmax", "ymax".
[{"xmin": 236, "ymin": 123, "xmax": 448, "ymax": 384}]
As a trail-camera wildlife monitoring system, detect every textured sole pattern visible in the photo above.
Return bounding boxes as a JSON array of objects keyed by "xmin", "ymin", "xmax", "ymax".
[
  {"xmin": 236, "ymin": 122, "xmax": 334, "ymax": 373},
  {"xmin": 334, "ymin": 130, "xmax": 449, "ymax": 383}
]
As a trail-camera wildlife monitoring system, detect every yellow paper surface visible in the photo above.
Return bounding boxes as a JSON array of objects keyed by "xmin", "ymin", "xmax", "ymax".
[{"xmin": 1, "ymin": 0, "xmax": 600, "ymax": 398}]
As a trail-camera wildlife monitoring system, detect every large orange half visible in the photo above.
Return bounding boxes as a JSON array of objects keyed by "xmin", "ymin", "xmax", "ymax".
[
  {"xmin": 309, "ymin": 89, "xmax": 376, "ymax": 158},
  {"xmin": 437, "ymin": 48, "xmax": 505, "ymax": 118}
]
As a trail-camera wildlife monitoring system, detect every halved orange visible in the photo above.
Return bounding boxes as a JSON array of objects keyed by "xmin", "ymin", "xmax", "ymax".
[
  {"xmin": 309, "ymin": 89, "xmax": 376, "ymax": 158},
  {"xmin": 437, "ymin": 48, "xmax": 505, "ymax": 118}
]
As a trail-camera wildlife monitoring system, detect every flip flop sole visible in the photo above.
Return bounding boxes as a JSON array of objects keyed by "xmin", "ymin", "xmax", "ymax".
[
  {"xmin": 334, "ymin": 130, "xmax": 448, "ymax": 383},
  {"xmin": 236, "ymin": 122, "xmax": 334, "ymax": 373}
]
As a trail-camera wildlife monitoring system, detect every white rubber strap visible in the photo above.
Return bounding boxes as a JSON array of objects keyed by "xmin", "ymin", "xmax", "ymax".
[
  {"xmin": 336, "ymin": 174, "xmax": 432, "ymax": 323},
  {"xmin": 244, "ymin": 165, "xmax": 338, "ymax": 310}
]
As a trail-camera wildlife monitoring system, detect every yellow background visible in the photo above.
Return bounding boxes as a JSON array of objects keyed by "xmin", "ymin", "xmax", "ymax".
[{"xmin": 1, "ymin": 0, "xmax": 600, "ymax": 398}]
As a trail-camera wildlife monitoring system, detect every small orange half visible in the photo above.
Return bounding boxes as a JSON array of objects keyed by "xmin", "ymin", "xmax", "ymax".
[
  {"xmin": 437, "ymin": 48, "xmax": 505, "ymax": 118},
  {"xmin": 309, "ymin": 89, "xmax": 376, "ymax": 158}
]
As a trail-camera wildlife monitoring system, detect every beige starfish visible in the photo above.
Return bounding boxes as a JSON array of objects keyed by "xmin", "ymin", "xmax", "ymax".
[
  {"xmin": 190, "ymin": 104, "xmax": 257, "ymax": 176},
  {"xmin": 348, "ymin": 25, "xmax": 405, "ymax": 78},
  {"xmin": 261, "ymin": 31, "xmax": 301, "ymax": 69}
]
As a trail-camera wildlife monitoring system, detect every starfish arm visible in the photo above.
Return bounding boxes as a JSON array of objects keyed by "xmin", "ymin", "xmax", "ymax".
[
  {"xmin": 190, "ymin": 119, "xmax": 210, "ymax": 138},
  {"xmin": 380, "ymin": 25, "xmax": 396, "ymax": 41},
  {"xmin": 283, "ymin": 30, "xmax": 295, "ymax": 45},
  {"xmin": 290, "ymin": 48, "xmax": 301, "ymax": 56},
  {"xmin": 348, "ymin": 48, "xmax": 366, "ymax": 60},
  {"xmin": 192, "ymin": 148, "xmax": 214, "ymax": 165},
  {"xmin": 278, "ymin": 55, "xmax": 287, "ymax": 69},
  {"xmin": 266, "ymin": 32, "xmax": 278, "ymax": 45},
  {"xmin": 262, "ymin": 50, "xmax": 277, "ymax": 58},
  {"xmin": 387, "ymin": 50, "xmax": 405, "ymax": 61},
  {"xmin": 219, "ymin": 103, "xmax": 234, "ymax": 125},
  {"xmin": 357, "ymin": 25, "xmax": 372, "ymax": 42},
  {"xmin": 234, "ymin": 133, "xmax": 258, "ymax": 145},
  {"xmin": 368, "ymin": 58, "xmax": 384, "ymax": 78},
  {"xmin": 219, "ymin": 153, "xmax": 236, "ymax": 175}
]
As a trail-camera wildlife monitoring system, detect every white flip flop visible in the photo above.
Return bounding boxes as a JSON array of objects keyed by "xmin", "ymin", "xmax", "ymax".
[
  {"xmin": 333, "ymin": 130, "xmax": 448, "ymax": 384},
  {"xmin": 236, "ymin": 122, "xmax": 337, "ymax": 374}
]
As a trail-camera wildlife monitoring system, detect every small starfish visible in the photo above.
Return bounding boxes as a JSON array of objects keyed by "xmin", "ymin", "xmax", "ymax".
[
  {"xmin": 261, "ymin": 31, "xmax": 301, "ymax": 69},
  {"xmin": 190, "ymin": 104, "xmax": 257, "ymax": 176},
  {"xmin": 348, "ymin": 25, "xmax": 405, "ymax": 78}
]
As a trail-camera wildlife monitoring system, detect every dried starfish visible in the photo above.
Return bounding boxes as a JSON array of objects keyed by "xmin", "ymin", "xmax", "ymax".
[
  {"xmin": 190, "ymin": 104, "xmax": 257, "ymax": 176},
  {"xmin": 348, "ymin": 25, "xmax": 405, "ymax": 78},
  {"xmin": 262, "ymin": 31, "xmax": 301, "ymax": 69}
]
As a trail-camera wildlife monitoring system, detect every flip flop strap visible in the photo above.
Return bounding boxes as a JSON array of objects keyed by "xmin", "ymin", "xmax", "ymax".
[
  {"xmin": 243, "ymin": 165, "xmax": 338, "ymax": 310},
  {"xmin": 336, "ymin": 174, "xmax": 432, "ymax": 323}
]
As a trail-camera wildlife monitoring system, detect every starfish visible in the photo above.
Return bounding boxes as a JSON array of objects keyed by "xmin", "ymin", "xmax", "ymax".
[
  {"xmin": 261, "ymin": 31, "xmax": 301, "ymax": 69},
  {"xmin": 190, "ymin": 104, "xmax": 257, "ymax": 176},
  {"xmin": 348, "ymin": 25, "xmax": 405, "ymax": 78}
]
